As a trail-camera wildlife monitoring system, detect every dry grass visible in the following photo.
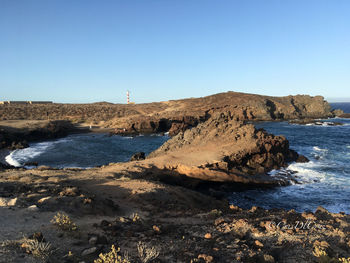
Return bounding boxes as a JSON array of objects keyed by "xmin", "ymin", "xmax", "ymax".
[
  {"xmin": 137, "ymin": 241, "xmax": 160, "ymax": 263},
  {"xmin": 94, "ymin": 245, "xmax": 130, "ymax": 263},
  {"xmin": 51, "ymin": 212, "xmax": 78, "ymax": 231}
]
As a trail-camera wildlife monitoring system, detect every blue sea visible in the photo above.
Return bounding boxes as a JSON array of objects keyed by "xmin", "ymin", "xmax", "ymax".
[
  {"xmin": 5, "ymin": 102, "xmax": 350, "ymax": 213},
  {"xmin": 330, "ymin": 102, "xmax": 350, "ymax": 113},
  {"xmin": 5, "ymin": 133, "xmax": 168, "ymax": 168},
  {"xmin": 230, "ymin": 102, "xmax": 350, "ymax": 213}
]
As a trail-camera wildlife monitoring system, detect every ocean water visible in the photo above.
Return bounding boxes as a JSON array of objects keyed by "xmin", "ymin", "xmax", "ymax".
[
  {"xmin": 6, "ymin": 133, "xmax": 168, "ymax": 168},
  {"xmin": 330, "ymin": 102, "xmax": 350, "ymax": 113},
  {"xmin": 6, "ymin": 103, "xmax": 350, "ymax": 213},
  {"xmin": 230, "ymin": 116, "xmax": 350, "ymax": 213}
]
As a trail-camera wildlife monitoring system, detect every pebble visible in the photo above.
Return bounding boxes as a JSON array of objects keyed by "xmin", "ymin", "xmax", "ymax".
[
  {"xmin": 198, "ymin": 254, "xmax": 213, "ymax": 263},
  {"xmin": 153, "ymin": 225, "xmax": 161, "ymax": 233},
  {"xmin": 254, "ymin": 240, "xmax": 264, "ymax": 247},
  {"xmin": 81, "ymin": 247, "xmax": 97, "ymax": 257},
  {"xmin": 204, "ymin": 233, "xmax": 212, "ymax": 239},
  {"xmin": 89, "ymin": 236, "xmax": 98, "ymax": 245},
  {"xmin": 38, "ymin": 196, "xmax": 51, "ymax": 203},
  {"xmin": 214, "ymin": 217, "xmax": 225, "ymax": 226},
  {"xmin": 0, "ymin": 197, "xmax": 17, "ymax": 207},
  {"xmin": 229, "ymin": 204, "xmax": 239, "ymax": 211},
  {"xmin": 27, "ymin": 205, "xmax": 39, "ymax": 211}
]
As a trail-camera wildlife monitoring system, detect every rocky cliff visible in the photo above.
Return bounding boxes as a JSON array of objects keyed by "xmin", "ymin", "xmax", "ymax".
[
  {"xmin": 0, "ymin": 120, "xmax": 83, "ymax": 150},
  {"xmin": 0, "ymin": 92, "xmax": 333, "ymax": 135},
  {"xmin": 142, "ymin": 111, "xmax": 307, "ymax": 185}
]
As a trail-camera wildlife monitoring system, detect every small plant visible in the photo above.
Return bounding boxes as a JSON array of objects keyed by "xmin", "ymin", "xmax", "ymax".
[
  {"xmin": 94, "ymin": 245, "xmax": 130, "ymax": 263},
  {"xmin": 1, "ymin": 236, "xmax": 54, "ymax": 261},
  {"xmin": 51, "ymin": 212, "xmax": 78, "ymax": 231},
  {"xmin": 313, "ymin": 246, "xmax": 327, "ymax": 258},
  {"xmin": 313, "ymin": 245, "xmax": 350, "ymax": 263},
  {"xmin": 137, "ymin": 241, "xmax": 159, "ymax": 263},
  {"xmin": 22, "ymin": 238, "xmax": 53, "ymax": 259},
  {"xmin": 131, "ymin": 213, "xmax": 141, "ymax": 222}
]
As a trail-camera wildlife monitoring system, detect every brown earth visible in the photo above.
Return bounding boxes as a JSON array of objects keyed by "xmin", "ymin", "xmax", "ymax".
[
  {"xmin": 0, "ymin": 92, "xmax": 333, "ymax": 135},
  {"xmin": 0, "ymin": 166, "xmax": 349, "ymax": 263}
]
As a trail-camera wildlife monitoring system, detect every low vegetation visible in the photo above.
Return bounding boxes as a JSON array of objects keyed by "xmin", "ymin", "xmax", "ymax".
[
  {"xmin": 1, "ymin": 236, "xmax": 53, "ymax": 262},
  {"xmin": 313, "ymin": 245, "xmax": 350, "ymax": 263},
  {"xmin": 94, "ymin": 245, "xmax": 131, "ymax": 263},
  {"xmin": 137, "ymin": 241, "xmax": 160, "ymax": 263},
  {"xmin": 21, "ymin": 238, "xmax": 53, "ymax": 260},
  {"xmin": 51, "ymin": 212, "xmax": 78, "ymax": 231}
]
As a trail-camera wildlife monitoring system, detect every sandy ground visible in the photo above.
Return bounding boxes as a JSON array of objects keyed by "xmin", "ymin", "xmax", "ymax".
[
  {"xmin": 0, "ymin": 119, "xmax": 112, "ymax": 133},
  {"xmin": 0, "ymin": 120, "xmax": 52, "ymax": 131},
  {"xmin": 0, "ymin": 165, "xmax": 350, "ymax": 263}
]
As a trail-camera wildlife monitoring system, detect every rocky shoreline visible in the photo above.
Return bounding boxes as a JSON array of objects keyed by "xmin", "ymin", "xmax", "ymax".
[
  {"xmin": 0, "ymin": 92, "xmax": 339, "ymax": 136},
  {"xmin": 1, "ymin": 92, "xmax": 349, "ymax": 262},
  {"xmin": 0, "ymin": 120, "xmax": 88, "ymax": 151},
  {"xmin": 144, "ymin": 111, "xmax": 309, "ymax": 186}
]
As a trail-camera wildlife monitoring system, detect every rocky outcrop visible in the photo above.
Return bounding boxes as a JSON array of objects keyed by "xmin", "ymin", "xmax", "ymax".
[
  {"xmin": 130, "ymin": 152, "xmax": 145, "ymax": 161},
  {"xmin": 332, "ymin": 109, "xmax": 344, "ymax": 116},
  {"xmin": 0, "ymin": 120, "xmax": 82, "ymax": 150},
  {"xmin": 331, "ymin": 109, "xmax": 350, "ymax": 118},
  {"xmin": 339, "ymin": 113, "xmax": 350, "ymax": 118},
  {"xmin": 145, "ymin": 111, "xmax": 307, "ymax": 185},
  {"xmin": 106, "ymin": 93, "xmax": 333, "ymax": 135},
  {"xmin": 1, "ymin": 92, "xmax": 333, "ymax": 136}
]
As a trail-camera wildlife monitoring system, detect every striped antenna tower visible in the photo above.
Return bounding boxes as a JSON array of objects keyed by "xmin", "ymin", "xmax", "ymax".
[{"xmin": 127, "ymin": 90, "xmax": 130, "ymax": 104}]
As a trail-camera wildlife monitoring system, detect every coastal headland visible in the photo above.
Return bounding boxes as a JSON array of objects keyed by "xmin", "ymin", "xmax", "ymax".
[
  {"xmin": 0, "ymin": 92, "xmax": 349, "ymax": 262},
  {"xmin": 0, "ymin": 91, "xmax": 336, "ymax": 136}
]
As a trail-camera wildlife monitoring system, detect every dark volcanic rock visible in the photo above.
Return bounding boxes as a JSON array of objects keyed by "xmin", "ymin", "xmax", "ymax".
[
  {"xmin": 130, "ymin": 152, "xmax": 146, "ymax": 161},
  {"xmin": 9, "ymin": 140, "xmax": 29, "ymax": 150},
  {"xmin": 146, "ymin": 111, "xmax": 305, "ymax": 185},
  {"xmin": 0, "ymin": 120, "xmax": 79, "ymax": 150},
  {"xmin": 0, "ymin": 162, "xmax": 15, "ymax": 169},
  {"xmin": 1, "ymin": 92, "xmax": 333, "ymax": 135},
  {"xmin": 332, "ymin": 109, "xmax": 344, "ymax": 117},
  {"xmin": 339, "ymin": 113, "xmax": 350, "ymax": 118},
  {"xmin": 296, "ymin": 154, "xmax": 310, "ymax": 163}
]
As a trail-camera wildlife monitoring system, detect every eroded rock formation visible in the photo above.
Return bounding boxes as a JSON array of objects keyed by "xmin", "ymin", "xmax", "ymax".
[
  {"xmin": 0, "ymin": 120, "xmax": 83, "ymax": 150},
  {"xmin": 144, "ymin": 111, "xmax": 307, "ymax": 185},
  {"xmin": 0, "ymin": 92, "xmax": 333, "ymax": 136}
]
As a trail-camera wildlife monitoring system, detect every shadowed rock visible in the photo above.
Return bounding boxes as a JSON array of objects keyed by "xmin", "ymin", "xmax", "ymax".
[
  {"xmin": 1, "ymin": 92, "xmax": 333, "ymax": 136},
  {"xmin": 144, "ymin": 111, "xmax": 307, "ymax": 185}
]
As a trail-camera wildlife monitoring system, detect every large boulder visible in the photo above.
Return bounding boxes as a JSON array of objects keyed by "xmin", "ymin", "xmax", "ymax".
[{"xmin": 130, "ymin": 152, "xmax": 145, "ymax": 161}]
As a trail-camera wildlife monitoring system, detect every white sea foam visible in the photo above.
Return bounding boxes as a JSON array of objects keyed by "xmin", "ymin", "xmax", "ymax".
[
  {"xmin": 303, "ymin": 121, "xmax": 347, "ymax": 127},
  {"xmin": 313, "ymin": 146, "xmax": 328, "ymax": 152},
  {"xmin": 287, "ymin": 161, "xmax": 327, "ymax": 183},
  {"xmin": 5, "ymin": 141, "xmax": 53, "ymax": 167},
  {"xmin": 54, "ymin": 138, "xmax": 73, "ymax": 144},
  {"xmin": 5, "ymin": 151, "xmax": 21, "ymax": 167}
]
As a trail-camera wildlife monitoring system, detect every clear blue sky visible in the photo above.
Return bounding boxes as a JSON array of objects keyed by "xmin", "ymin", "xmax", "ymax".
[{"xmin": 0, "ymin": 0, "xmax": 349, "ymax": 103}]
